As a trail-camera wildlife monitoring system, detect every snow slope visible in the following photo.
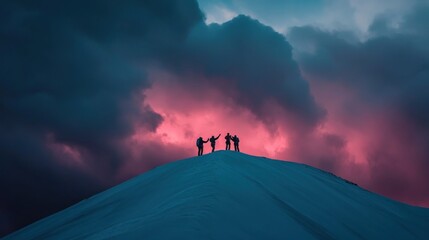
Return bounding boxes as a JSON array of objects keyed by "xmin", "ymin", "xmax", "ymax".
[{"xmin": 3, "ymin": 151, "xmax": 429, "ymax": 239}]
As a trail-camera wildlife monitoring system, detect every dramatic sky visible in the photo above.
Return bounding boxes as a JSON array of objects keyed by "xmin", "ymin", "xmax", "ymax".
[{"xmin": 1, "ymin": 0, "xmax": 428, "ymax": 236}]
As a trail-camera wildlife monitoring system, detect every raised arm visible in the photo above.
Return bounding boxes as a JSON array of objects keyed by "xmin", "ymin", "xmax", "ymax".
[
  {"xmin": 203, "ymin": 138, "xmax": 209, "ymax": 143},
  {"xmin": 215, "ymin": 134, "xmax": 221, "ymax": 140}
]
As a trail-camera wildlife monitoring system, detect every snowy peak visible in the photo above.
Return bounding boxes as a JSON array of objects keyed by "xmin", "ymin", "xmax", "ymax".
[{"xmin": 4, "ymin": 151, "xmax": 429, "ymax": 239}]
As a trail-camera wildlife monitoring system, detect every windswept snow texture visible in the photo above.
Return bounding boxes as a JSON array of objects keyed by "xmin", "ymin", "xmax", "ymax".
[{"xmin": 4, "ymin": 151, "xmax": 429, "ymax": 239}]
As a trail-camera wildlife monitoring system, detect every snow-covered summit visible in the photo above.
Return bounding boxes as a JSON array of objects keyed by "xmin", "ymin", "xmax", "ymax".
[{"xmin": 4, "ymin": 151, "xmax": 429, "ymax": 239}]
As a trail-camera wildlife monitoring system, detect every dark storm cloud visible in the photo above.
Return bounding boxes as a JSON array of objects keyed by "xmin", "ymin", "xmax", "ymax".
[
  {"xmin": 170, "ymin": 15, "xmax": 324, "ymax": 128},
  {"xmin": 287, "ymin": 4, "xmax": 429, "ymax": 204},
  {"xmin": 0, "ymin": 0, "xmax": 203, "ymax": 236}
]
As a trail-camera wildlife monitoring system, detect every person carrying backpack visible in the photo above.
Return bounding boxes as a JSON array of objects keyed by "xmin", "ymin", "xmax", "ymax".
[
  {"xmin": 209, "ymin": 134, "xmax": 221, "ymax": 152},
  {"xmin": 225, "ymin": 133, "xmax": 232, "ymax": 150},
  {"xmin": 231, "ymin": 135, "xmax": 240, "ymax": 152},
  {"xmin": 196, "ymin": 137, "xmax": 209, "ymax": 156}
]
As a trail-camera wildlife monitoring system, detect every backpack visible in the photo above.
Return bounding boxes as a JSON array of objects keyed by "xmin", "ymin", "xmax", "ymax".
[{"xmin": 196, "ymin": 138, "xmax": 202, "ymax": 147}]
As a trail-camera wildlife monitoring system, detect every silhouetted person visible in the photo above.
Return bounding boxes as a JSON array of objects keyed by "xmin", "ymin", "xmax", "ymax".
[
  {"xmin": 196, "ymin": 137, "xmax": 209, "ymax": 156},
  {"xmin": 209, "ymin": 134, "xmax": 221, "ymax": 152},
  {"xmin": 232, "ymin": 135, "xmax": 240, "ymax": 152},
  {"xmin": 225, "ymin": 133, "xmax": 232, "ymax": 150}
]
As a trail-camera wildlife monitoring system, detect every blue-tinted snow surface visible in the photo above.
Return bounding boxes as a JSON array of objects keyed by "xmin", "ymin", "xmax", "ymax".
[{"xmin": 4, "ymin": 151, "xmax": 429, "ymax": 239}]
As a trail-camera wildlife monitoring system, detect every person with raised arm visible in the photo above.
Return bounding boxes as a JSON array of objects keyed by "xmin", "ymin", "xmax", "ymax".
[{"xmin": 209, "ymin": 134, "xmax": 221, "ymax": 152}]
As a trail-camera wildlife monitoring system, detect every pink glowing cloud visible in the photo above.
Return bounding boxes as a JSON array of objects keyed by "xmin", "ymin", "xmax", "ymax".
[
  {"xmin": 304, "ymin": 75, "xmax": 429, "ymax": 207},
  {"xmin": 141, "ymin": 70, "xmax": 290, "ymax": 159}
]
